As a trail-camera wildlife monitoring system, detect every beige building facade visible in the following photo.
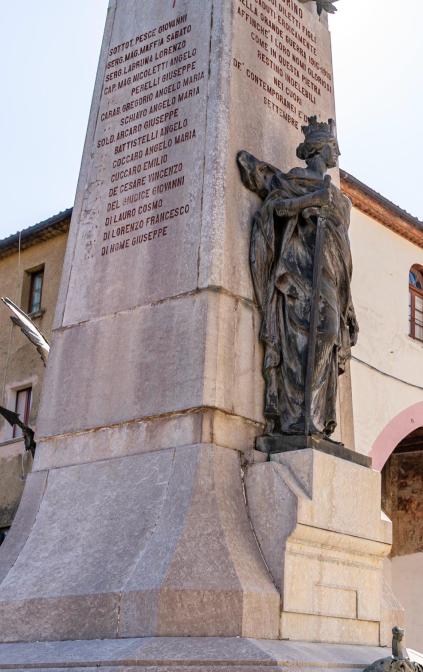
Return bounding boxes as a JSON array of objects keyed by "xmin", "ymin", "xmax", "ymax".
[
  {"xmin": 342, "ymin": 171, "xmax": 423, "ymax": 651},
  {"xmin": 0, "ymin": 173, "xmax": 423, "ymax": 646},
  {"xmin": 0, "ymin": 210, "xmax": 70, "ymax": 537},
  {"xmin": 342, "ymin": 172, "xmax": 423, "ymax": 461}
]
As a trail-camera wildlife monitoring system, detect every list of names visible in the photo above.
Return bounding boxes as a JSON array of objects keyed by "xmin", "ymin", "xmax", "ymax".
[{"xmin": 95, "ymin": 11, "xmax": 204, "ymax": 259}]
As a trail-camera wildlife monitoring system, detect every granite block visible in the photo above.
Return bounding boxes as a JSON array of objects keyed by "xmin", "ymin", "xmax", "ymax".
[
  {"xmin": 0, "ymin": 446, "xmax": 279, "ymax": 642},
  {"xmin": 246, "ymin": 450, "xmax": 392, "ymax": 645},
  {"xmin": 0, "ymin": 636, "xmax": 398, "ymax": 671}
]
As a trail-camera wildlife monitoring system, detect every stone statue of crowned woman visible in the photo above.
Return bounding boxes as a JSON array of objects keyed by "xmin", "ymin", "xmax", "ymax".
[{"xmin": 237, "ymin": 117, "xmax": 358, "ymax": 448}]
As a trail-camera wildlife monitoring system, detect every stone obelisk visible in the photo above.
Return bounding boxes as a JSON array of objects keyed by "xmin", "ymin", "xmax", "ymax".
[{"xmin": 0, "ymin": 0, "xmax": 390, "ymax": 654}]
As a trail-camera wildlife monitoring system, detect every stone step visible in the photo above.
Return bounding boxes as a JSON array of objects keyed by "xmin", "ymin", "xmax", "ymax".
[{"xmin": 0, "ymin": 637, "xmax": 389, "ymax": 671}]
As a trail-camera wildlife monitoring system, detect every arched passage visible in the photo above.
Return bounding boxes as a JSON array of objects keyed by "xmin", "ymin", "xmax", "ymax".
[
  {"xmin": 382, "ymin": 426, "xmax": 423, "ymax": 557},
  {"xmin": 372, "ymin": 404, "xmax": 423, "ymax": 651},
  {"xmin": 370, "ymin": 402, "xmax": 423, "ymax": 471}
]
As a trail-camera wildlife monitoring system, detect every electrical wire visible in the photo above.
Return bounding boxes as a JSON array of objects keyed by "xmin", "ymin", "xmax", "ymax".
[{"xmin": 352, "ymin": 355, "xmax": 423, "ymax": 392}]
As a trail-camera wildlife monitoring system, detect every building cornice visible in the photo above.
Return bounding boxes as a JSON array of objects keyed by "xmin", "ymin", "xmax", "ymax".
[
  {"xmin": 341, "ymin": 170, "xmax": 423, "ymax": 248},
  {"xmin": 0, "ymin": 209, "xmax": 72, "ymax": 260}
]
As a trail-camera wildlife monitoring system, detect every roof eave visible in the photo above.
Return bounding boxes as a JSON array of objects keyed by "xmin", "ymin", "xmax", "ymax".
[
  {"xmin": 341, "ymin": 171, "xmax": 423, "ymax": 248},
  {"xmin": 0, "ymin": 208, "xmax": 72, "ymax": 260}
]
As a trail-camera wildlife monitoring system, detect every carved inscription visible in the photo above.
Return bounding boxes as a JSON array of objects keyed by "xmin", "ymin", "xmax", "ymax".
[
  {"xmin": 88, "ymin": 0, "xmax": 332, "ymax": 263},
  {"xmin": 95, "ymin": 12, "xmax": 202, "ymax": 258},
  {"xmin": 233, "ymin": 0, "xmax": 333, "ymax": 129}
]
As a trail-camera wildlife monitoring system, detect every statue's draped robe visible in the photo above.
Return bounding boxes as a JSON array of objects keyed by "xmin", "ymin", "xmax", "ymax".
[{"xmin": 238, "ymin": 151, "xmax": 356, "ymax": 435}]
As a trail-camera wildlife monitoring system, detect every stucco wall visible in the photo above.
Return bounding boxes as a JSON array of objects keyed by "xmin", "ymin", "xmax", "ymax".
[
  {"xmin": 349, "ymin": 208, "xmax": 423, "ymax": 457},
  {"xmin": 0, "ymin": 230, "xmax": 68, "ymax": 527},
  {"xmin": 391, "ymin": 553, "xmax": 423, "ymax": 651}
]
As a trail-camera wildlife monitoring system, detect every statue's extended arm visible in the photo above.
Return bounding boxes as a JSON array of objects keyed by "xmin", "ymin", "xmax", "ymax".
[
  {"xmin": 274, "ymin": 188, "xmax": 330, "ymax": 218},
  {"xmin": 273, "ymin": 176, "xmax": 332, "ymax": 218}
]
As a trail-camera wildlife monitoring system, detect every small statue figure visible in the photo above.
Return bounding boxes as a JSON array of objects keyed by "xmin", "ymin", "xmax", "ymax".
[
  {"xmin": 237, "ymin": 117, "xmax": 358, "ymax": 444},
  {"xmin": 393, "ymin": 627, "xmax": 407, "ymax": 660},
  {"xmin": 363, "ymin": 627, "xmax": 423, "ymax": 672}
]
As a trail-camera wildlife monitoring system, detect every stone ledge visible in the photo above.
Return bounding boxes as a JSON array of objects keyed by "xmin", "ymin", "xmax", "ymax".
[
  {"xmin": 33, "ymin": 408, "xmax": 262, "ymax": 472},
  {"xmin": 257, "ymin": 435, "xmax": 371, "ymax": 468},
  {"xmin": 0, "ymin": 637, "xmax": 391, "ymax": 671}
]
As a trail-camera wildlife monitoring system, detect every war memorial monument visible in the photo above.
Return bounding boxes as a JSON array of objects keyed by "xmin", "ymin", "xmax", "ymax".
[{"xmin": 0, "ymin": 0, "xmax": 405, "ymax": 669}]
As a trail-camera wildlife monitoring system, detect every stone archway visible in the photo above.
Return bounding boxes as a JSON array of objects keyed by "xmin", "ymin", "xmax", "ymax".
[
  {"xmin": 373, "ymin": 406, "xmax": 423, "ymax": 651},
  {"xmin": 382, "ymin": 427, "xmax": 423, "ymax": 557},
  {"xmin": 370, "ymin": 402, "xmax": 423, "ymax": 471}
]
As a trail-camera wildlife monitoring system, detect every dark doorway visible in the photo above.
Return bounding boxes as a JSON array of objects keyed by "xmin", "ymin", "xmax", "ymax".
[{"xmin": 382, "ymin": 427, "xmax": 423, "ymax": 557}]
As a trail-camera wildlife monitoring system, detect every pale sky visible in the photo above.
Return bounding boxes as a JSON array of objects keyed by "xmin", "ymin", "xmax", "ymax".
[{"xmin": 1, "ymin": 0, "xmax": 422, "ymax": 240}]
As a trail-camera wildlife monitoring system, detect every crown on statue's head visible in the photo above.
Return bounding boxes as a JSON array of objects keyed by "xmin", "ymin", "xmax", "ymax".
[
  {"xmin": 301, "ymin": 117, "xmax": 336, "ymax": 142},
  {"xmin": 296, "ymin": 116, "xmax": 340, "ymax": 162},
  {"xmin": 301, "ymin": 116, "xmax": 337, "ymax": 145}
]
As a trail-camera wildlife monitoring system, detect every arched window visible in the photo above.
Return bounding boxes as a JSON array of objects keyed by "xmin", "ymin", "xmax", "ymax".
[{"xmin": 409, "ymin": 265, "xmax": 423, "ymax": 342}]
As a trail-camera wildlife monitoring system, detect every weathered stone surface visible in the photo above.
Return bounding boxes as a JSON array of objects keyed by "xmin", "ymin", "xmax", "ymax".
[
  {"xmin": 119, "ymin": 444, "xmax": 279, "ymax": 639},
  {"xmin": 281, "ymin": 613, "xmax": 380, "ymax": 647},
  {"xmin": 246, "ymin": 450, "xmax": 392, "ymax": 645},
  {"xmin": 256, "ymin": 433, "xmax": 370, "ymax": 467},
  {"xmin": 0, "ymin": 636, "xmax": 396, "ymax": 671},
  {"xmin": 54, "ymin": 1, "xmax": 336, "ymax": 329},
  {"xmin": 391, "ymin": 553, "xmax": 423, "ymax": 652},
  {"xmin": 59, "ymin": 1, "xmax": 212, "ymax": 327},
  {"xmin": 40, "ymin": 0, "xmax": 339, "ymax": 449},
  {"xmin": 37, "ymin": 291, "xmax": 265, "ymax": 451},
  {"xmin": 38, "ymin": 294, "xmax": 208, "ymax": 438},
  {"xmin": 198, "ymin": 1, "xmax": 337, "ymax": 300},
  {"xmin": 0, "ymin": 470, "xmax": 46, "ymax": 585},
  {"xmin": 0, "ymin": 0, "xmax": 357, "ymax": 650},
  {"xmin": 0, "ymin": 438, "xmax": 26, "ymax": 528},
  {"xmin": 34, "ymin": 409, "xmax": 261, "ymax": 472},
  {"xmin": 380, "ymin": 577, "xmax": 405, "ymax": 649},
  {"xmin": 0, "ymin": 445, "xmax": 279, "ymax": 642},
  {"xmin": 336, "ymin": 359, "xmax": 356, "ymax": 449}
]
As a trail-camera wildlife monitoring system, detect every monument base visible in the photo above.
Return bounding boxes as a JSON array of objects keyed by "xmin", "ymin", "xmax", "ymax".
[
  {"xmin": 256, "ymin": 434, "xmax": 371, "ymax": 468},
  {"xmin": 0, "ymin": 444, "xmax": 279, "ymax": 643},
  {"xmin": 0, "ymin": 636, "xmax": 391, "ymax": 671},
  {"xmin": 246, "ymin": 449, "xmax": 392, "ymax": 646}
]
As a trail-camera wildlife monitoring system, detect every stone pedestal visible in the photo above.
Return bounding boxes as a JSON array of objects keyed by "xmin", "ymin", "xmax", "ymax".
[
  {"xmin": 0, "ymin": 0, "xmax": 341, "ymax": 644},
  {"xmin": 246, "ymin": 449, "xmax": 392, "ymax": 646},
  {"xmin": 0, "ymin": 444, "xmax": 279, "ymax": 642},
  {"xmin": 0, "ymin": 0, "xmax": 386, "ymax": 656}
]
